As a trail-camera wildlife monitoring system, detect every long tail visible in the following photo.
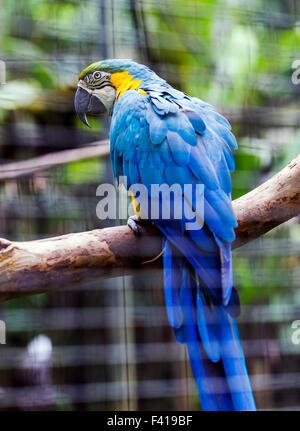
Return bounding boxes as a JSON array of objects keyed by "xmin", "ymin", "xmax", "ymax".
[{"xmin": 163, "ymin": 238, "xmax": 256, "ymax": 411}]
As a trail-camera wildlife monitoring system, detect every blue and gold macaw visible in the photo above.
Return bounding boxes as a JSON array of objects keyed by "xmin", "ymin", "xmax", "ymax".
[{"xmin": 75, "ymin": 59, "xmax": 256, "ymax": 411}]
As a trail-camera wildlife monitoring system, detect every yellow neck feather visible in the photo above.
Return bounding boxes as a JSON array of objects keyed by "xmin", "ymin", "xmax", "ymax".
[{"xmin": 110, "ymin": 71, "xmax": 147, "ymax": 99}]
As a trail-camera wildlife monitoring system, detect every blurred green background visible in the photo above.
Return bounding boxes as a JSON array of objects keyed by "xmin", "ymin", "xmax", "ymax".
[{"xmin": 0, "ymin": 0, "xmax": 299, "ymax": 410}]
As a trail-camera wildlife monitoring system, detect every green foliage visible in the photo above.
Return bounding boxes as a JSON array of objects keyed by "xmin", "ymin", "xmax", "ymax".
[{"xmin": 65, "ymin": 158, "xmax": 105, "ymax": 185}]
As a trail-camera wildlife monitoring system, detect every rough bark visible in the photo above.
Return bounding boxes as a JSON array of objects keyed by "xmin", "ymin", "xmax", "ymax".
[
  {"xmin": 232, "ymin": 154, "xmax": 300, "ymax": 248},
  {"xmin": 0, "ymin": 224, "xmax": 162, "ymax": 301},
  {"xmin": 0, "ymin": 153, "xmax": 299, "ymax": 302}
]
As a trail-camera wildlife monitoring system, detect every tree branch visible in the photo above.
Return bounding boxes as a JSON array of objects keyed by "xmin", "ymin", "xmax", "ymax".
[
  {"xmin": 232, "ymin": 153, "xmax": 300, "ymax": 248},
  {"xmin": 0, "ymin": 153, "xmax": 299, "ymax": 302},
  {"xmin": 0, "ymin": 140, "xmax": 109, "ymax": 181}
]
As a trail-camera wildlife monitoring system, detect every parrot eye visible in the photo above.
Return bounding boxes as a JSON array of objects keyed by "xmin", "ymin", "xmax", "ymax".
[{"xmin": 93, "ymin": 71, "xmax": 102, "ymax": 80}]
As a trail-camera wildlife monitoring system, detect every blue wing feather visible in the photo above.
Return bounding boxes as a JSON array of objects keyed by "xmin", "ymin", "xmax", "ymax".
[
  {"xmin": 189, "ymin": 142, "xmax": 220, "ymax": 190},
  {"xmin": 183, "ymin": 109, "xmax": 206, "ymax": 134},
  {"xmin": 167, "ymin": 131, "xmax": 191, "ymax": 165},
  {"xmin": 223, "ymin": 141, "xmax": 236, "ymax": 171}
]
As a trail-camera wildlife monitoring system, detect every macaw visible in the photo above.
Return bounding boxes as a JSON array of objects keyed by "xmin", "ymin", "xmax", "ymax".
[{"xmin": 74, "ymin": 59, "xmax": 256, "ymax": 411}]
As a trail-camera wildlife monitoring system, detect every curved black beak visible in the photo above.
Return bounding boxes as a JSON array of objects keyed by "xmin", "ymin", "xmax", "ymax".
[{"xmin": 74, "ymin": 86, "xmax": 107, "ymax": 128}]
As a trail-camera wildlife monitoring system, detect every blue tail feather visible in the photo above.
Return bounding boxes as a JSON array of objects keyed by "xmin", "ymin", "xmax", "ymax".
[
  {"xmin": 163, "ymin": 240, "xmax": 184, "ymax": 329},
  {"xmin": 162, "ymin": 238, "xmax": 256, "ymax": 411}
]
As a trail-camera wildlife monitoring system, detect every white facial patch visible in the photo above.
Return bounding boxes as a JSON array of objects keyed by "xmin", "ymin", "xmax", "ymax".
[{"xmin": 93, "ymin": 85, "xmax": 117, "ymax": 111}]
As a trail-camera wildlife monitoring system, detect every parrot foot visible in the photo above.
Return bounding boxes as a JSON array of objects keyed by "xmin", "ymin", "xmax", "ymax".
[{"xmin": 127, "ymin": 215, "xmax": 151, "ymax": 236}]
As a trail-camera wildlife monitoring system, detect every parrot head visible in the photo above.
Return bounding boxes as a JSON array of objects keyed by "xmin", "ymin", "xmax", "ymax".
[
  {"xmin": 74, "ymin": 62, "xmax": 116, "ymax": 128},
  {"xmin": 75, "ymin": 59, "xmax": 161, "ymax": 127}
]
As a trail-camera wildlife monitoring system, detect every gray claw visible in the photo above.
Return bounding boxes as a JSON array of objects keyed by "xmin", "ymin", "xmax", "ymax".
[{"xmin": 127, "ymin": 215, "xmax": 143, "ymax": 236}]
